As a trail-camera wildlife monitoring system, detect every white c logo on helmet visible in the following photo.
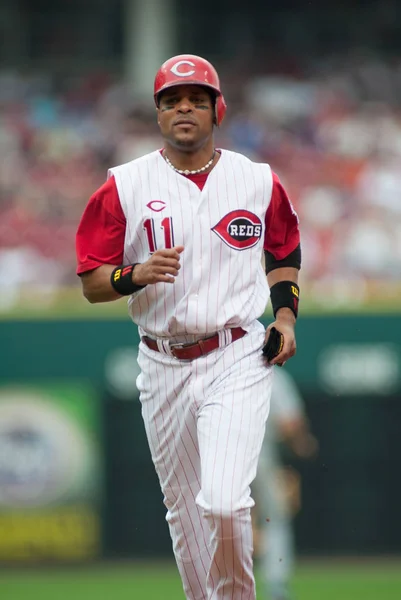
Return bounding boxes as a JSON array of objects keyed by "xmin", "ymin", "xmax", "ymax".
[{"xmin": 170, "ymin": 60, "xmax": 196, "ymax": 77}]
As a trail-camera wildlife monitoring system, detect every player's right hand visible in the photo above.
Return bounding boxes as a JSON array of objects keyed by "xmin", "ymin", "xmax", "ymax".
[{"xmin": 132, "ymin": 246, "xmax": 184, "ymax": 285}]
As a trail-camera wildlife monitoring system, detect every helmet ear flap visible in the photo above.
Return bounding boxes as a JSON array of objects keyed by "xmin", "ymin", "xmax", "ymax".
[{"xmin": 215, "ymin": 94, "xmax": 227, "ymax": 126}]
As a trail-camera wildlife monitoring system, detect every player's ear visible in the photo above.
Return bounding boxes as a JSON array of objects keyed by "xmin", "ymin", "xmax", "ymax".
[{"xmin": 209, "ymin": 91, "xmax": 217, "ymax": 126}]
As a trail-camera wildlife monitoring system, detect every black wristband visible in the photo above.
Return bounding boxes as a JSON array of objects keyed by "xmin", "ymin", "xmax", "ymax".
[
  {"xmin": 269, "ymin": 281, "xmax": 299, "ymax": 318},
  {"xmin": 110, "ymin": 264, "xmax": 146, "ymax": 296}
]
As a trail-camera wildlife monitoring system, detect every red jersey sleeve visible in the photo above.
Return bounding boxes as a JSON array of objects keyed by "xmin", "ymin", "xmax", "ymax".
[
  {"xmin": 76, "ymin": 175, "xmax": 126, "ymax": 274},
  {"xmin": 264, "ymin": 171, "xmax": 300, "ymax": 259}
]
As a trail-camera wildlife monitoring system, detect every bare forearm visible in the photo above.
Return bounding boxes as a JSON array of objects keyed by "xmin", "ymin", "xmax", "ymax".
[
  {"xmin": 267, "ymin": 266, "xmax": 298, "ymax": 287},
  {"xmin": 80, "ymin": 246, "xmax": 185, "ymax": 304},
  {"xmin": 80, "ymin": 265, "xmax": 122, "ymax": 303}
]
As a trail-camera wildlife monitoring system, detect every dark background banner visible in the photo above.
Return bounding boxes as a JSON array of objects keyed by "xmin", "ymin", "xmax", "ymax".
[{"xmin": 0, "ymin": 315, "xmax": 400, "ymax": 560}]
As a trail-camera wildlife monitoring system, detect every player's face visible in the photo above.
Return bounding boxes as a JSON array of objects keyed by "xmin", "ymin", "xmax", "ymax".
[{"xmin": 157, "ymin": 85, "xmax": 215, "ymax": 151}]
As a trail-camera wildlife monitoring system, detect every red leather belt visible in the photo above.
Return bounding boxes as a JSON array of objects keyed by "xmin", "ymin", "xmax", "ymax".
[{"xmin": 142, "ymin": 327, "xmax": 247, "ymax": 360}]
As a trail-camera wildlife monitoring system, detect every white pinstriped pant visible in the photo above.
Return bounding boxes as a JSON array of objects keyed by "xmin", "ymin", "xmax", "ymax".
[{"xmin": 136, "ymin": 320, "xmax": 273, "ymax": 600}]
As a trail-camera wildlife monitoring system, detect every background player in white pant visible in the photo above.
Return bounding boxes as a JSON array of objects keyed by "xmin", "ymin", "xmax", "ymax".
[
  {"xmin": 76, "ymin": 54, "xmax": 302, "ymax": 600},
  {"xmin": 253, "ymin": 369, "xmax": 318, "ymax": 600}
]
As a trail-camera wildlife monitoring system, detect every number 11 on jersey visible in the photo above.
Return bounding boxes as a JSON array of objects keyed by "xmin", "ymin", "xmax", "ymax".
[{"xmin": 143, "ymin": 217, "xmax": 175, "ymax": 253}]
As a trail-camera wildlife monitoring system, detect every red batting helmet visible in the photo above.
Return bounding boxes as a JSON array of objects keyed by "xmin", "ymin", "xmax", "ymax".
[{"xmin": 154, "ymin": 54, "xmax": 227, "ymax": 126}]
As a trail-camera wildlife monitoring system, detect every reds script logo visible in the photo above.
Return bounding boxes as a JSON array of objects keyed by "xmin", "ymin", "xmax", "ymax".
[
  {"xmin": 170, "ymin": 60, "xmax": 196, "ymax": 77},
  {"xmin": 212, "ymin": 210, "xmax": 263, "ymax": 250}
]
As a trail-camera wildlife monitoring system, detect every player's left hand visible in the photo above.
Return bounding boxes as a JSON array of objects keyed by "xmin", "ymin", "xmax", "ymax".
[
  {"xmin": 289, "ymin": 431, "xmax": 319, "ymax": 459},
  {"xmin": 264, "ymin": 308, "xmax": 296, "ymax": 366},
  {"xmin": 278, "ymin": 418, "xmax": 320, "ymax": 459}
]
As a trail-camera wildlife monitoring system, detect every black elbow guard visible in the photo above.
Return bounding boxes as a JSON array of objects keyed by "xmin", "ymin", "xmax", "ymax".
[{"xmin": 264, "ymin": 243, "xmax": 301, "ymax": 274}]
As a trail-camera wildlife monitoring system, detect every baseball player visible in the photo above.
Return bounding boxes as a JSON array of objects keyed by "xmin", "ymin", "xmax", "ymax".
[
  {"xmin": 253, "ymin": 369, "xmax": 318, "ymax": 600},
  {"xmin": 76, "ymin": 54, "xmax": 302, "ymax": 600}
]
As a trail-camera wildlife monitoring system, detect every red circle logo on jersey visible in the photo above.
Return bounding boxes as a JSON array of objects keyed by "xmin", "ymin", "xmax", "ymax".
[{"xmin": 212, "ymin": 210, "xmax": 263, "ymax": 250}]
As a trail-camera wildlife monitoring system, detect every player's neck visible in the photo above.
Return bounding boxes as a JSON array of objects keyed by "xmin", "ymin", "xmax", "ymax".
[{"xmin": 162, "ymin": 144, "xmax": 217, "ymax": 174}]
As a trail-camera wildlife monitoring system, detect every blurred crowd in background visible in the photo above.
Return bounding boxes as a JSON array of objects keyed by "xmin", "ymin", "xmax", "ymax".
[{"xmin": 1, "ymin": 52, "xmax": 401, "ymax": 310}]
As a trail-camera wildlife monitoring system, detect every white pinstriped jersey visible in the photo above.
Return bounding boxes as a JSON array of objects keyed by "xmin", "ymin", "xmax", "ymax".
[{"xmin": 109, "ymin": 149, "xmax": 273, "ymax": 338}]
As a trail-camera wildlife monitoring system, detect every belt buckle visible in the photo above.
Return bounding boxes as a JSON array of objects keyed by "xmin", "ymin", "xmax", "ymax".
[
  {"xmin": 170, "ymin": 342, "xmax": 186, "ymax": 350},
  {"xmin": 170, "ymin": 342, "xmax": 187, "ymax": 360}
]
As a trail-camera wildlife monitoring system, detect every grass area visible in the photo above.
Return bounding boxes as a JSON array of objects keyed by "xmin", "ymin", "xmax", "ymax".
[
  {"xmin": 1, "ymin": 292, "xmax": 401, "ymax": 320},
  {"xmin": 291, "ymin": 561, "xmax": 401, "ymax": 600},
  {"xmin": 1, "ymin": 282, "xmax": 401, "ymax": 319},
  {"xmin": 1, "ymin": 560, "xmax": 400, "ymax": 600}
]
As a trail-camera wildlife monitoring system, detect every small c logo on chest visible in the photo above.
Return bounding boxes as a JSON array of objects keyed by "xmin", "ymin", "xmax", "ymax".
[{"xmin": 147, "ymin": 200, "xmax": 166, "ymax": 212}]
